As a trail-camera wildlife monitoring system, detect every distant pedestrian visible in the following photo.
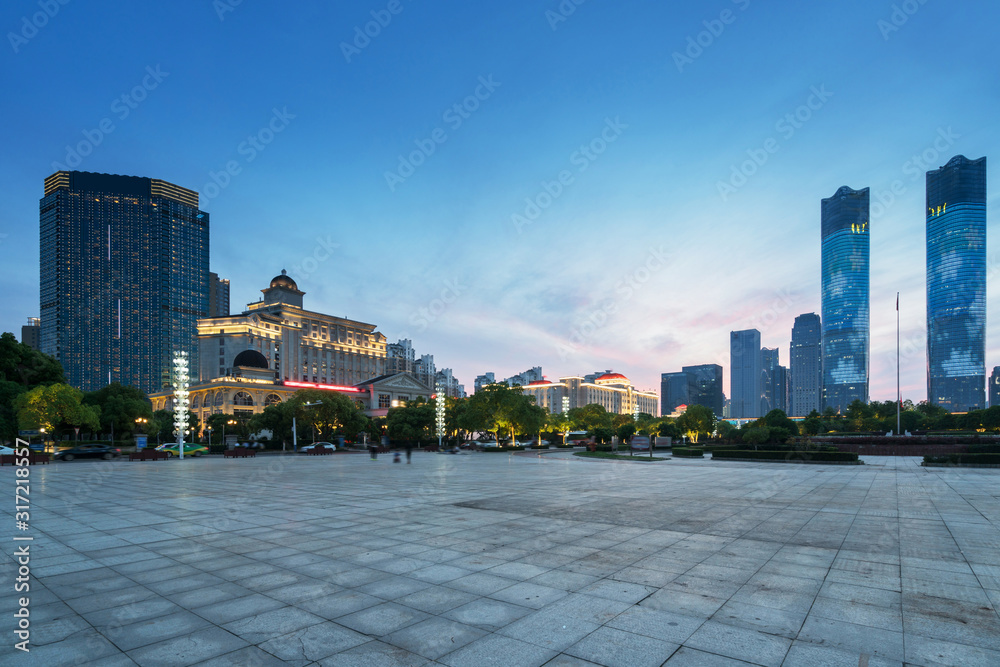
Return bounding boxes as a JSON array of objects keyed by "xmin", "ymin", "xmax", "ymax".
[
  {"xmin": 405, "ymin": 442, "xmax": 413, "ymax": 464},
  {"xmin": 393, "ymin": 451, "xmax": 401, "ymax": 463},
  {"xmin": 369, "ymin": 443, "xmax": 377, "ymax": 460}
]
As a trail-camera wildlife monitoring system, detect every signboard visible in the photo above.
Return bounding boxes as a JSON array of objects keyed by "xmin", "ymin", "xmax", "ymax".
[
  {"xmin": 135, "ymin": 435, "xmax": 148, "ymax": 450},
  {"xmin": 630, "ymin": 436, "xmax": 651, "ymax": 451},
  {"xmin": 18, "ymin": 430, "xmax": 40, "ymax": 436}
]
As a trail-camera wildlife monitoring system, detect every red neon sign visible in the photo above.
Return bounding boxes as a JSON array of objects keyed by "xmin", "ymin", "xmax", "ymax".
[{"xmin": 284, "ymin": 381, "xmax": 363, "ymax": 393}]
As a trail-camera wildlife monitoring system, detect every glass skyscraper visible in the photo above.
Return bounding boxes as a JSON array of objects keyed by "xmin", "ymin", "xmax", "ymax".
[
  {"xmin": 789, "ymin": 313, "xmax": 822, "ymax": 416},
  {"xmin": 730, "ymin": 329, "xmax": 761, "ymax": 419},
  {"xmin": 821, "ymin": 186, "xmax": 869, "ymax": 413},
  {"xmin": 660, "ymin": 372, "xmax": 692, "ymax": 415},
  {"xmin": 682, "ymin": 364, "xmax": 724, "ymax": 417},
  {"xmin": 926, "ymin": 155, "xmax": 987, "ymax": 412},
  {"xmin": 40, "ymin": 171, "xmax": 209, "ymax": 394}
]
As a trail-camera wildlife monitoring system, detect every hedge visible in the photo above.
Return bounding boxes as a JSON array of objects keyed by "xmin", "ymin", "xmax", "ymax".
[
  {"xmin": 712, "ymin": 450, "xmax": 858, "ymax": 462},
  {"xmin": 924, "ymin": 453, "xmax": 1000, "ymax": 465},
  {"xmin": 966, "ymin": 444, "xmax": 1000, "ymax": 454},
  {"xmin": 672, "ymin": 447, "xmax": 704, "ymax": 458},
  {"xmin": 482, "ymin": 446, "xmax": 525, "ymax": 452}
]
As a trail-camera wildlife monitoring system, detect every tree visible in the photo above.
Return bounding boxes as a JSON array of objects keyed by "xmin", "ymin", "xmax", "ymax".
[
  {"xmin": 716, "ymin": 419, "xmax": 737, "ymax": 442},
  {"xmin": 546, "ymin": 410, "xmax": 573, "ymax": 444},
  {"xmin": 83, "ymin": 383, "xmax": 152, "ymax": 440},
  {"xmin": 290, "ymin": 389, "xmax": 368, "ymax": 442},
  {"xmin": 742, "ymin": 427, "xmax": 770, "ymax": 446},
  {"xmin": 616, "ymin": 421, "xmax": 636, "ymax": 443},
  {"xmin": 761, "ymin": 409, "xmax": 798, "ymax": 436},
  {"xmin": 387, "ymin": 399, "xmax": 434, "ymax": 442},
  {"xmin": 567, "ymin": 404, "xmax": 613, "ymax": 433},
  {"xmin": 676, "ymin": 405, "xmax": 716, "ymax": 443},
  {"xmin": 0, "ymin": 332, "xmax": 66, "ymax": 387},
  {"xmin": 518, "ymin": 404, "xmax": 548, "ymax": 443},
  {"xmin": 14, "ymin": 384, "xmax": 100, "ymax": 440},
  {"xmin": 462, "ymin": 383, "xmax": 540, "ymax": 444}
]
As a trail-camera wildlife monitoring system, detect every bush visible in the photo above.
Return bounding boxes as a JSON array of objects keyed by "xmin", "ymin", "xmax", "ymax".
[
  {"xmin": 967, "ymin": 444, "xmax": 1000, "ymax": 454},
  {"xmin": 209, "ymin": 445, "xmax": 226, "ymax": 454},
  {"xmin": 672, "ymin": 447, "xmax": 704, "ymax": 458},
  {"xmin": 712, "ymin": 450, "xmax": 858, "ymax": 462},
  {"xmin": 924, "ymin": 453, "xmax": 1000, "ymax": 465}
]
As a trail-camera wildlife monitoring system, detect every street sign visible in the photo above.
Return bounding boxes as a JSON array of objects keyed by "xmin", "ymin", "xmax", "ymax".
[
  {"xmin": 136, "ymin": 435, "xmax": 147, "ymax": 450},
  {"xmin": 18, "ymin": 430, "xmax": 40, "ymax": 436}
]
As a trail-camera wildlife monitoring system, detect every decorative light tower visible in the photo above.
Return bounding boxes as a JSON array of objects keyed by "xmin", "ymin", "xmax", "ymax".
[
  {"xmin": 172, "ymin": 351, "xmax": 190, "ymax": 460},
  {"xmin": 561, "ymin": 396, "xmax": 570, "ymax": 445},
  {"xmin": 435, "ymin": 383, "xmax": 446, "ymax": 449}
]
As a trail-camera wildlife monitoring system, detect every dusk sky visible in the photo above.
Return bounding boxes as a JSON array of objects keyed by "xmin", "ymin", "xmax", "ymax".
[{"xmin": 2, "ymin": 0, "xmax": 998, "ymax": 406}]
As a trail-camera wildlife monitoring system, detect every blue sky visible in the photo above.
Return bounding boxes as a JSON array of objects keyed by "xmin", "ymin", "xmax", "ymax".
[{"xmin": 1, "ymin": 0, "xmax": 997, "ymax": 405}]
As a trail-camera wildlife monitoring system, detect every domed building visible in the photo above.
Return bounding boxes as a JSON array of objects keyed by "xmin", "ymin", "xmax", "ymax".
[{"xmin": 151, "ymin": 270, "xmax": 433, "ymax": 429}]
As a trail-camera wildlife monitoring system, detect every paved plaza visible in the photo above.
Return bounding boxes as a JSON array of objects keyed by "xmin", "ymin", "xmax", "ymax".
[{"xmin": 2, "ymin": 450, "xmax": 1000, "ymax": 666}]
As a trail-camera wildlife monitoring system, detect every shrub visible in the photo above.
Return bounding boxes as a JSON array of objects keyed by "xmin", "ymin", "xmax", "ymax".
[
  {"xmin": 924, "ymin": 453, "xmax": 1000, "ymax": 465},
  {"xmin": 967, "ymin": 444, "xmax": 1000, "ymax": 454},
  {"xmin": 712, "ymin": 450, "xmax": 858, "ymax": 462},
  {"xmin": 209, "ymin": 445, "xmax": 226, "ymax": 454},
  {"xmin": 672, "ymin": 447, "xmax": 704, "ymax": 458}
]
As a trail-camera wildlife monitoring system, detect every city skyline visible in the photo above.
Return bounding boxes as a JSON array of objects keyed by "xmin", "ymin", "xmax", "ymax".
[{"xmin": 3, "ymin": 1, "xmax": 999, "ymax": 403}]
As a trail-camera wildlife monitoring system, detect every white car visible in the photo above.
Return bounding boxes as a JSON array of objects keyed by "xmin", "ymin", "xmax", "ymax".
[
  {"xmin": 479, "ymin": 441, "xmax": 500, "ymax": 448},
  {"xmin": 299, "ymin": 442, "xmax": 336, "ymax": 452}
]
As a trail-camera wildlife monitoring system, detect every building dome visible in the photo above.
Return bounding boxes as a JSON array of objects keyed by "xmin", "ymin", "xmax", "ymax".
[
  {"xmin": 269, "ymin": 269, "xmax": 298, "ymax": 291},
  {"xmin": 233, "ymin": 350, "xmax": 269, "ymax": 369}
]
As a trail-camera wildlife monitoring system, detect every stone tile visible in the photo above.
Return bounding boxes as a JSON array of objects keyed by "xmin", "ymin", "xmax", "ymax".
[
  {"xmin": 711, "ymin": 600, "xmax": 806, "ymax": 639},
  {"xmin": 577, "ymin": 580, "xmax": 655, "ymax": 604},
  {"xmin": 489, "ymin": 581, "xmax": 569, "ymax": 609},
  {"xmin": 607, "ymin": 606, "xmax": 704, "ymax": 644},
  {"xmin": 684, "ymin": 620, "xmax": 791, "ymax": 667},
  {"xmin": 385, "ymin": 616, "xmax": 486, "ymax": 660},
  {"xmin": 396, "ymin": 585, "xmax": 477, "ymax": 615},
  {"xmin": 447, "ymin": 572, "xmax": 517, "ymax": 595},
  {"xmin": 782, "ymin": 642, "xmax": 903, "ymax": 667},
  {"xmin": 257, "ymin": 620, "xmax": 369, "ymax": 663},
  {"xmin": 317, "ymin": 639, "xmax": 429, "ymax": 666},
  {"xmin": 191, "ymin": 594, "xmax": 287, "ymax": 625},
  {"xmin": 221, "ymin": 606, "xmax": 324, "ymax": 643},
  {"xmin": 443, "ymin": 597, "xmax": 533, "ymax": 631},
  {"xmin": 664, "ymin": 647, "xmax": 756, "ymax": 666},
  {"xmin": 566, "ymin": 626, "xmax": 677, "ymax": 667},
  {"xmin": 114, "ymin": 610, "xmax": 217, "ymax": 652},
  {"xmin": 336, "ymin": 601, "xmax": 429, "ymax": 636},
  {"xmin": 126, "ymin": 627, "xmax": 248, "ymax": 666},
  {"xmin": 440, "ymin": 633, "xmax": 558, "ymax": 667},
  {"xmin": 299, "ymin": 589, "xmax": 384, "ymax": 620},
  {"xmin": 797, "ymin": 616, "xmax": 905, "ymax": 663},
  {"xmin": 193, "ymin": 646, "xmax": 288, "ymax": 666},
  {"xmin": 499, "ymin": 609, "xmax": 600, "ymax": 652}
]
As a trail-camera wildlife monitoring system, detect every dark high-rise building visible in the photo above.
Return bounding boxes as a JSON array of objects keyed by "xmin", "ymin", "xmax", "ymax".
[
  {"xmin": 20, "ymin": 318, "xmax": 41, "ymax": 351},
  {"xmin": 760, "ymin": 348, "xmax": 787, "ymax": 414},
  {"xmin": 730, "ymin": 329, "xmax": 761, "ymax": 419},
  {"xmin": 40, "ymin": 171, "xmax": 209, "ymax": 394},
  {"xmin": 821, "ymin": 186, "xmax": 870, "ymax": 413},
  {"xmin": 208, "ymin": 272, "xmax": 230, "ymax": 317},
  {"xmin": 661, "ymin": 372, "xmax": 693, "ymax": 415},
  {"xmin": 926, "ymin": 156, "xmax": 987, "ymax": 412},
  {"xmin": 790, "ymin": 313, "xmax": 822, "ymax": 416},
  {"xmin": 990, "ymin": 367, "xmax": 1000, "ymax": 408},
  {"xmin": 682, "ymin": 364, "xmax": 724, "ymax": 416}
]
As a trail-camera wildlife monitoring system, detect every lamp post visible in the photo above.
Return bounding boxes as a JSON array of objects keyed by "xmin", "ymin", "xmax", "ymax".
[
  {"xmin": 172, "ymin": 351, "xmax": 190, "ymax": 460},
  {"xmin": 134, "ymin": 417, "xmax": 148, "ymax": 451},
  {"xmin": 222, "ymin": 418, "xmax": 236, "ymax": 448},
  {"xmin": 561, "ymin": 396, "xmax": 570, "ymax": 445},
  {"xmin": 293, "ymin": 401, "xmax": 322, "ymax": 453},
  {"xmin": 435, "ymin": 383, "xmax": 446, "ymax": 449}
]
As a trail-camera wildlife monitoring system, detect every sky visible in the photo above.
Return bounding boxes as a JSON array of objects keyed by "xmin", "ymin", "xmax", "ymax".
[{"xmin": 1, "ymin": 0, "xmax": 998, "ymax": 406}]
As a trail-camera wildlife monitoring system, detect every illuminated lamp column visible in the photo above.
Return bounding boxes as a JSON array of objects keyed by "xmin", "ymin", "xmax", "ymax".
[
  {"xmin": 435, "ymin": 383, "xmax": 446, "ymax": 449},
  {"xmin": 173, "ymin": 351, "xmax": 190, "ymax": 460}
]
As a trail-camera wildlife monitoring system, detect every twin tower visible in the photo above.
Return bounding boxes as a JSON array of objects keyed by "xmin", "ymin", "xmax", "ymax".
[{"xmin": 821, "ymin": 155, "xmax": 987, "ymax": 413}]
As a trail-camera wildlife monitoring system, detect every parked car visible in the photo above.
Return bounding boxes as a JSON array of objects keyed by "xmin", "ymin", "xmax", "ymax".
[
  {"xmin": 479, "ymin": 441, "xmax": 500, "ymax": 449},
  {"xmin": 55, "ymin": 444, "xmax": 121, "ymax": 461},
  {"xmin": 300, "ymin": 442, "xmax": 337, "ymax": 452},
  {"xmin": 155, "ymin": 443, "xmax": 208, "ymax": 457},
  {"xmin": 0, "ymin": 445, "xmax": 17, "ymax": 455}
]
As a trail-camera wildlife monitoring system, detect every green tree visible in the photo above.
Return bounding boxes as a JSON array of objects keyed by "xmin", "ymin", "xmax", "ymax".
[
  {"xmin": 716, "ymin": 419, "xmax": 737, "ymax": 441},
  {"xmin": 616, "ymin": 421, "xmax": 636, "ymax": 443},
  {"xmin": 742, "ymin": 427, "xmax": 770, "ymax": 446},
  {"xmin": 546, "ymin": 410, "xmax": 573, "ymax": 444},
  {"xmin": 387, "ymin": 399, "xmax": 434, "ymax": 442},
  {"xmin": 462, "ymin": 383, "xmax": 540, "ymax": 444},
  {"xmin": 0, "ymin": 332, "xmax": 66, "ymax": 387},
  {"xmin": 14, "ymin": 384, "xmax": 100, "ymax": 440},
  {"xmin": 291, "ymin": 389, "xmax": 368, "ymax": 442},
  {"xmin": 761, "ymin": 409, "xmax": 798, "ymax": 435},
  {"xmin": 84, "ymin": 383, "xmax": 152, "ymax": 440},
  {"xmin": 676, "ymin": 405, "xmax": 716, "ymax": 443}
]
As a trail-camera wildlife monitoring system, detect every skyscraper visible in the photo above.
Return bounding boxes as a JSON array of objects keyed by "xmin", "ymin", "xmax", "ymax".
[
  {"xmin": 790, "ymin": 313, "xmax": 822, "ymax": 416},
  {"xmin": 661, "ymin": 371, "xmax": 693, "ymax": 415},
  {"xmin": 40, "ymin": 171, "xmax": 209, "ymax": 394},
  {"xmin": 990, "ymin": 367, "xmax": 1000, "ymax": 409},
  {"xmin": 730, "ymin": 329, "xmax": 761, "ymax": 419},
  {"xmin": 682, "ymin": 364, "xmax": 724, "ymax": 416},
  {"xmin": 926, "ymin": 156, "xmax": 987, "ymax": 412},
  {"xmin": 821, "ymin": 186, "xmax": 870, "ymax": 413},
  {"xmin": 760, "ymin": 348, "xmax": 786, "ymax": 414},
  {"xmin": 208, "ymin": 272, "xmax": 230, "ymax": 317}
]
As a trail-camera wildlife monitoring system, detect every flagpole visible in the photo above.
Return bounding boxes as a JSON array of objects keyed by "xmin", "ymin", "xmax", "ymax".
[{"xmin": 896, "ymin": 292, "xmax": 903, "ymax": 435}]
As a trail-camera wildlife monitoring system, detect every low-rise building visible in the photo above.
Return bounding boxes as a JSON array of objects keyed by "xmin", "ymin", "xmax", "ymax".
[{"xmin": 519, "ymin": 372, "xmax": 658, "ymax": 417}]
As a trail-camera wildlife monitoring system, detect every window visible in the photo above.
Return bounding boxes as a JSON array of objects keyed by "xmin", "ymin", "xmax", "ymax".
[
  {"xmin": 378, "ymin": 394, "xmax": 391, "ymax": 408},
  {"xmin": 234, "ymin": 391, "xmax": 254, "ymax": 406},
  {"xmin": 264, "ymin": 393, "xmax": 282, "ymax": 406},
  {"xmin": 215, "ymin": 392, "xmax": 225, "ymax": 406}
]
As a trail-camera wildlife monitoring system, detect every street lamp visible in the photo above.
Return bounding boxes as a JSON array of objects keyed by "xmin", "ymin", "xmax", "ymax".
[
  {"xmin": 134, "ymin": 417, "xmax": 148, "ymax": 451},
  {"xmin": 222, "ymin": 418, "xmax": 236, "ymax": 448},
  {"xmin": 435, "ymin": 384, "xmax": 446, "ymax": 449},
  {"xmin": 293, "ymin": 401, "xmax": 322, "ymax": 453},
  {"xmin": 172, "ymin": 351, "xmax": 190, "ymax": 460}
]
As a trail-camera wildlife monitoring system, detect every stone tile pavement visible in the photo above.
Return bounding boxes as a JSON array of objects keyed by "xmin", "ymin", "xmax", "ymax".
[{"xmin": 1, "ymin": 450, "xmax": 998, "ymax": 665}]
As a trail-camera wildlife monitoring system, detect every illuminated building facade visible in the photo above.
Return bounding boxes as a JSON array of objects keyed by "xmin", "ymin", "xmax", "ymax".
[
  {"xmin": 661, "ymin": 372, "xmax": 693, "ymax": 415},
  {"xmin": 990, "ymin": 367, "xmax": 1000, "ymax": 409},
  {"xmin": 821, "ymin": 186, "xmax": 869, "ymax": 413},
  {"xmin": 519, "ymin": 372, "xmax": 658, "ymax": 416},
  {"xmin": 39, "ymin": 171, "xmax": 208, "ymax": 393},
  {"xmin": 789, "ymin": 313, "xmax": 822, "ymax": 416},
  {"xmin": 730, "ymin": 329, "xmax": 761, "ymax": 418},
  {"xmin": 926, "ymin": 155, "xmax": 987, "ymax": 412},
  {"xmin": 208, "ymin": 272, "xmax": 230, "ymax": 317},
  {"xmin": 683, "ymin": 364, "xmax": 724, "ymax": 417}
]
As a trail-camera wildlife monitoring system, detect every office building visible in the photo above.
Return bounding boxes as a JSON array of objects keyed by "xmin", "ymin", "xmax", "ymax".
[
  {"xmin": 927, "ymin": 155, "xmax": 987, "ymax": 412},
  {"xmin": 40, "ymin": 171, "xmax": 208, "ymax": 394},
  {"xmin": 730, "ymin": 329, "xmax": 761, "ymax": 418},
  {"xmin": 661, "ymin": 372, "xmax": 693, "ymax": 415},
  {"xmin": 20, "ymin": 318, "xmax": 40, "ymax": 351},
  {"xmin": 208, "ymin": 272, "xmax": 230, "ymax": 317},
  {"xmin": 519, "ymin": 372, "xmax": 658, "ymax": 416},
  {"xmin": 761, "ymin": 348, "xmax": 787, "ymax": 414},
  {"xmin": 990, "ymin": 367, "xmax": 1000, "ymax": 408},
  {"xmin": 821, "ymin": 186, "xmax": 870, "ymax": 413},
  {"xmin": 790, "ymin": 313, "xmax": 822, "ymax": 416},
  {"xmin": 683, "ymin": 364, "xmax": 724, "ymax": 416}
]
